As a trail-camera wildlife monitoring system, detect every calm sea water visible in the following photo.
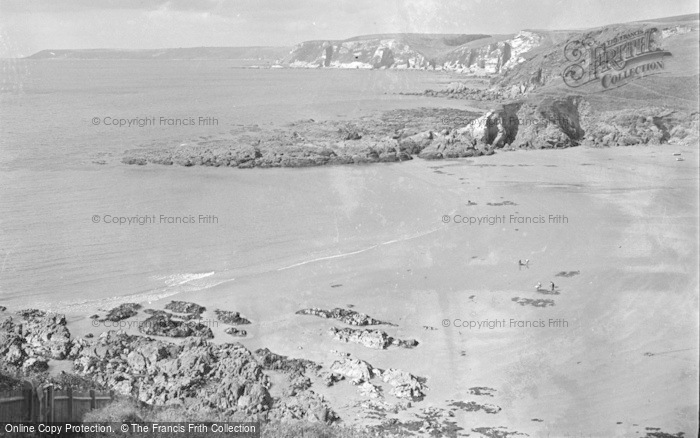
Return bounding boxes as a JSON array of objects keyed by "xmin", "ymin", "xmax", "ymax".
[{"xmin": 0, "ymin": 60, "xmax": 457, "ymax": 311}]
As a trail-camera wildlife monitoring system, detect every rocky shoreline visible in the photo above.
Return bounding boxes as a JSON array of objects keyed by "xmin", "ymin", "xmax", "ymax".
[
  {"xmin": 0, "ymin": 299, "xmax": 690, "ymax": 437},
  {"xmin": 121, "ymin": 96, "xmax": 698, "ymax": 169},
  {"xmin": 0, "ymin": 302, "xmax": 449, "ymax": 435}
]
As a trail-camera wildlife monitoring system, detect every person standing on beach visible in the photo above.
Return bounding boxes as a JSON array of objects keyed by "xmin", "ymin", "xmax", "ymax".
[{"xmin": 550, "ymin": 281, "xmax": 556, "ymax": 292}]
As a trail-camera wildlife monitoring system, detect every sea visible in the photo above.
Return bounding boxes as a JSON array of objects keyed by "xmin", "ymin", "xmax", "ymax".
[{"xmin": 0, "ymin": 59, "xmax": 462, "ymax": 313}]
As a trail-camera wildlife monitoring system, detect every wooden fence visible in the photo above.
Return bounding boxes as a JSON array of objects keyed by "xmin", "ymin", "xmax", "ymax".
[{"xmin": 0, "ymin": 381, "xmax": 113, "ymax": 422}]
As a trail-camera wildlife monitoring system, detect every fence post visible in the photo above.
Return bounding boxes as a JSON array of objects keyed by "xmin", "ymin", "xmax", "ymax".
[
  {"xmin": 22, "ymin": 381, "xmax": 33, "ymax": 422},
  {"xmin": 89, "ymin": 389, "xmax": 96, "ymax": 410},
  {"xmin": 66, "ymin": 387, "xmax": 73, "ymax": 422},
  {"xmin": 109, "ymin": 390, "xmax": 114, "ymax": 402},
  {"xmin": 46, "ymin": 385, "xmax": 54, "ymax": 423}
]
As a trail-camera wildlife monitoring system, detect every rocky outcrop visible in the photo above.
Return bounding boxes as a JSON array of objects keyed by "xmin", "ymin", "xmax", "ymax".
[
  {"xmin": 579, "ymin": 107, "xmax": 698, "ymax": 148},
  {"xmin": 329, "ymin": 352, "xmax": 426, "ymax": 400},
  {"xmin": 225, "ymin": 327, "xmax": 247, "ymax": 337},
  {"xmin": 102, "ymin": 303, "xmax": 141, "ymax": 322},
  {"xmin": 296, "ymin": 307, "xmax": 394, "ymax": 326},
  {"xmin": 121, "ymin": 108, "xmax": 486, "ymax": 168},
  {"xmin": 137, "ymin": 313, "xmax": 214, "ymax": 338},
  {"xmin": 214, "ymin": 310, "xmax": 251, "ymax": 325},
  {"xmin": 380, "ymin": 368, "xmax": 426, "ymax": 400},
  {"xmin": 164, "ymin": 301, "xmax": 205, "ymax": 315},
  {"xmin": 254, "ymin": 348, "xmax": 320, "ymax": 379},
  {"xmin": 508, "ymin": 97, "xmax": 586, "ymax": 149},
  {"xmin": 73, "ymin": 331, "xmax": 269, "ymax": 414},
  {"xmin": 1, "ymin": 311, "xmax": 74, "ymax": 361},
  {"xmin": 328, "ymin": 327, "xmax": 418, "ymax": 350},
  {"xmin": 458, "ymin": 102, "xmax": 522, "ymax": 147},
  {"xmin": 329, "ymin": 354, "xmax": 378, "ymax": 382}
]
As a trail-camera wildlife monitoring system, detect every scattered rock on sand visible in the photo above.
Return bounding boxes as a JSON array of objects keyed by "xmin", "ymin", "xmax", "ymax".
[
  {"xmin": 164, "ymin": 300, "xmax": 206, "ymax": 315},
  {"xmin": 102, "ymin": 303, "xmax": 141, "ymax": 322},
  {"xmin": 214, "ymin": 309, "xmax": 251, "ymax": 325},
  {"xmin": 225, "ymin": 327, "xmax": 247, "ymax": 337},
  {"xmin": 296, "ymin": 307, "xmax": 394, "ymax": 326},
  {"xmin": 328, "ymin": 327, "xmax": 418, "ymax": 350},
  {"xmin": 512, "ymin": 297, "xmax": 555, "ymax": 307},
  {"xmin": 555, "ymin": 270, "xmax": 580, "ymax": 277},
  {"xmin": 329, "ymin": 352, "xmax": 378, "ymax": 382},
  {"xmin": 472, "ymin": 426, "xmax": 528, "ymax": 437},
  {"xmin": 468, "ymin": 386, "xmax": 496, "ymax": 397},
  {"xmin": 449, "ymin": 400, "xmax": 501, "ymax": 414},
  {"xmin": 380, "ymin": 368, "xmax": 427, "ymax": 400}
]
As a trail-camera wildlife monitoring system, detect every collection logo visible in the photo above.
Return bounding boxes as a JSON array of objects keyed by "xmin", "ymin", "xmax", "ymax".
[{"xmin": 562, "ymin": 27, "xmax": 672, "ymax": 90}]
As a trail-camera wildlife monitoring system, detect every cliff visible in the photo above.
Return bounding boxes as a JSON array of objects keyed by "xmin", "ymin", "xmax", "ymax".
[{"xmin": 285, "ymin": 33, "xmax": 493, "ymax": 70}]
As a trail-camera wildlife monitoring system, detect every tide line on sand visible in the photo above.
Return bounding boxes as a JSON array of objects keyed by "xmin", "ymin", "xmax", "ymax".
[{"xmin": 277, "ymin": 227, "xmax": 442, "ymax": 271}]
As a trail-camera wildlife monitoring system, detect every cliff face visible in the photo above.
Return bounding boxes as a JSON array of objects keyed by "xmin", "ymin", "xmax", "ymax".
[
  {"xmin": 288, "ymin": 38, "xmax": 430, "ymax": 69},
  {"xmin": 439, "ymin": 31, "xmax": 543, "ymax": 73},
  {"xmin": 285, "ymin": 32, "xmax": 546, "ymax": 73},
  {"xmin": 286, "ymin": 33, "xmax": 495, "ymax": 69}
]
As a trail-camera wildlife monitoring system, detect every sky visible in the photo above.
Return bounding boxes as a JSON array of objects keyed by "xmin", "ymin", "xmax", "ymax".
[{"xmin": 1, "ymin": 0, "xmax": 698, "ymax": 57}]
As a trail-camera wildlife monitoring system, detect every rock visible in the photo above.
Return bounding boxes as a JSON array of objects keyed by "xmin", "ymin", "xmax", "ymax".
[
  {"xmin": 296, "ymin": 307, "xmax": 394, "ymax": 326},
  {"xmin": 399, "ymin": 131, "xmax": 434, "ymax": 154},
  {"xmin": 103, "ymin": 303, "xmax": 141, "ymax": 322},
  {"xmin": 320, "ymin": 372, "xmax": 344, "ymax": 387},
  {"xmin": 457, "ymin": 103, "xmax": 521, "ymax": 148},
  {"xmin": 328, "ymin": 327, "xmax": 391, "ymax": 349},
  {"xmin": 511, "ymin": 96, "xmax": 586, "ymax": 149},
  {"xmin": 254, "ymin": 348, "xmax": 320, "ymax": 378},
  {"xmin": 329, "ymin": 354, "xmax": 377, "ymax": 382},
  {"xmin": 358, "ymin": 381, "xmax": 382, "ymax": 399},
  {"xmin": 381, "ymin": 368, "xmax": 426, "ymax": 400},
  {"xmin": 138, "ymin": 313, "xmax": 213, "ymax": 338},
  {"xmin": 164, "ymin": 301, "xmax": 205, "ymax": 315},
  {"xmin": 225, "ymin": 327, "xmax": 247, "ymax": 337},
  {"xmin": 214, "ymin": 310, "xmax": 251, "ymax": 325},
  {"xmin": 328, "ymin": 327, "xmax": 418, "ymax": 350},
  {"xmin": 17, "ymin": 309, "xmax": 47, "ymax": 319},
  {"xmin": 20, "ymin": 312, "xmax": 73, "ymax": 360}
]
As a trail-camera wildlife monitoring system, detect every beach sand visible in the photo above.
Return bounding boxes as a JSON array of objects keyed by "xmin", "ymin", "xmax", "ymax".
[{"xmin": 62, "ymin": 144, "xmax": 699, "ymax": 436}]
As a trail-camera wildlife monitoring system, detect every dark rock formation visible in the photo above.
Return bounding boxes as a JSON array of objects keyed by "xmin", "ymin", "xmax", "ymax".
[
  {"xmin": 457, "ymin": 102, "xmax": 522, "ymax": 148},
  {"xmin": 214, "ymin": 309, "xmax": 251, "ymax": 325},
  {"xmin": 137, "ymin": 313, "xmax": 214, "ymax": 338},
  {"xmin": 225, "ymin": 327, "xmax": 247, "ymax": 337},
  {"xmin": 103, "ymin": 303, "xmax": 141, "ymax": 322},
  {"xmin": 164, "ymin": 301, "xmax": 205, "ymax": 315},
  {"xmin": 296, "ymin": 307, "xmax": 394, "ymax": 326},
  {"xmin": 509, "ymin": 96, "xmax": 585, "ymax": 149},
  {"xmin": 328, "ymin": 327, "xmax": 418, "ymax": 350},
  {"xmin": 254, "ymin": 348, "xmax": 320, "ymax": 378},
  {"xmin": 0, "ymin": 311, "xmax": 79, "ymax": 371},
  {"xmin": 449, "ymin": 400, "xmax": 502, "ymax": 414}
]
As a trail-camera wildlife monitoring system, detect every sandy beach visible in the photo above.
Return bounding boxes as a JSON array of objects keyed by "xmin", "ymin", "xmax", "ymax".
[{"xmin": 53, "ymin": 144, "xmax": 698, "ymax": 436}]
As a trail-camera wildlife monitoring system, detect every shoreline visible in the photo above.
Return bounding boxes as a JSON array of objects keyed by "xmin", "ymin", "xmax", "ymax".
[{"xmin": 119, "ymin": 98, "xmax": 699, "ymax": 169}]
